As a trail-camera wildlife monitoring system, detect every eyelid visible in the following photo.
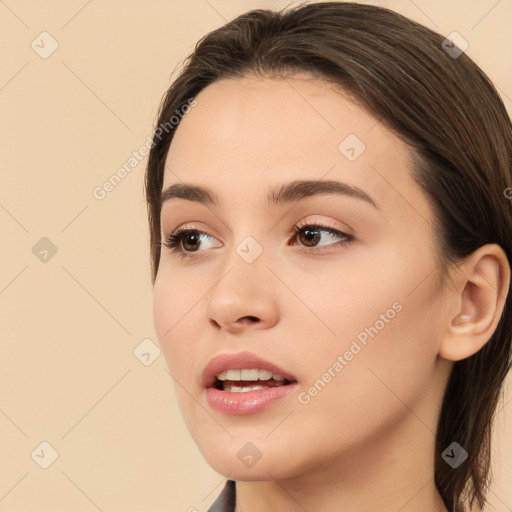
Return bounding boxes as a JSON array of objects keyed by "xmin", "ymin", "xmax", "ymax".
[
  {"xmin": 294, "ymin": 216, "xmax": 352, "ymax": 236},
  {"xmin": 161, "ymin": 224, "xmax": 222, "ymax": 258},
  {"xmin": 162, "ymin": 216, "xmax": 352, "ymax": 240},
  {"xmin": 290, "ymin": 220, "xmax": 353, "ymax": 253}
]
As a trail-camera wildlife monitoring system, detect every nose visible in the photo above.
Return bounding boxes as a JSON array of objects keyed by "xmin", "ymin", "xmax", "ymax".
[{"xmin": 203, "ymin": 255, "xmax": 280, "ymax": 334}]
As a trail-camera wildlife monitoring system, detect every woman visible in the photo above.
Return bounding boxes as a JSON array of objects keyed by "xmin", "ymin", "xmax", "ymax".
[{"xmin": 144, "ymin": 3, "xmax": 512, "ymax": 511}]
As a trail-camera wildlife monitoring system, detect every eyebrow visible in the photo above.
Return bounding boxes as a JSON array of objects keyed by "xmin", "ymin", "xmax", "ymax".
[{"xmin": 159, "ymin": 179, "xmax": 379, "ymax": 209}]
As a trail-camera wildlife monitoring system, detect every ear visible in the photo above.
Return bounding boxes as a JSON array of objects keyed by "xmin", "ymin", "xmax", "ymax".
[{"xmin": 439, "ymin": 243, "xmax": 511, "ymax": 362}]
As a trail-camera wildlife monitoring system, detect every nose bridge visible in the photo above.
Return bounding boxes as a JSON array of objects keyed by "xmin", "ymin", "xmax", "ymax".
[
  {"xmin": 205, "ymin": 230, "xmax": 279, "ymax": 329},
  {"xmin": 219, "ymin": 214, "xmax": 269, "ymax": 273},
  {"xmin": 212, "ymin": 231, "xmax": 268, "ymax": 301}
]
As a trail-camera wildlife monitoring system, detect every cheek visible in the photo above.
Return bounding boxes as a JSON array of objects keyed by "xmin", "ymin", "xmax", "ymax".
[
  {"xmin": 310, "ymin": 284, "xmax": 439, "ymax": 421},
  {"xmin": 152, "ymin": 270, "xmax": 203, "ymax": 378},
  {"xmin": 292, "ymin": 248, "xmax": 441, "ymax": 413},
  {"xmin": 153, "ymin": 273, "xmax": 209, "ymax": 426}
]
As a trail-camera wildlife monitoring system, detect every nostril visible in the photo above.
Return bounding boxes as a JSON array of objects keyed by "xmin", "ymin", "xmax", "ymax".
[{"xmin": 237, "ymin": 315, "xmax": 260, "ymax": 325}]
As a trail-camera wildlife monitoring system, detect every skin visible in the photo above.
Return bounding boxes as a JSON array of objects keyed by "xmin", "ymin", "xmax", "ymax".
[{"xmin": 152, "ymin": 75, "xmax": 509, "ymax": 512}]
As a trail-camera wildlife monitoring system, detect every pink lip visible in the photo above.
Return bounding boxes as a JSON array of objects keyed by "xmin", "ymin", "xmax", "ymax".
[
  {"xmin": 201, "ymin": 351, "xmax": 298, "ymax": 415},
  {"xmin": 200, "ymin": 351, "xmax": 298, "ymax": 389},
  {"xmin": 205, "ymin": 383, "xmax": 298, "ymax": 415}
]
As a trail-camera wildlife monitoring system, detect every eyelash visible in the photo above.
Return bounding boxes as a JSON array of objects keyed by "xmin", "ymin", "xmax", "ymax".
[{"xmin": 161, "ymin": 220, "xmax": 354, "ymax": 259}]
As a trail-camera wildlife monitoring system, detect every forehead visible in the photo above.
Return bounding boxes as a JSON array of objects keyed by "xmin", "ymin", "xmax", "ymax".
[
  {"xmin": 162, "ymin": 76, "xmax": 431, "ymax": 222},
  {"xmin": 166, "ymin": 75, "xmax": 381, "ymax": 164}
]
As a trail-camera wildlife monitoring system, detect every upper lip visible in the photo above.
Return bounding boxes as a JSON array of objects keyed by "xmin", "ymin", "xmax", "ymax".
[{"xmin": 201, "ymin": 351, "xmax": 298, "ymax": 388}]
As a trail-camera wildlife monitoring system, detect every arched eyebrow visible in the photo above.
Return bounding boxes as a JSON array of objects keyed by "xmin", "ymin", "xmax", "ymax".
[{"xmin": 159, "ymin": 179, "xmax": 379, "ymax": 210}]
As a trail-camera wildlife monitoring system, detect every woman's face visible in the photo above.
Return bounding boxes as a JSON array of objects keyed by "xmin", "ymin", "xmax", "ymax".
[{"xmin": 153, "ymin": 75, "xmax": 451, "ymax": 480}]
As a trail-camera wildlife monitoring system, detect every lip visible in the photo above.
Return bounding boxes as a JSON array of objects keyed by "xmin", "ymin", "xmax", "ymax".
[
  {"xmin": 200, "ymin": 350, "xmax": 298, "ymax": 389},
  {"xmin": 205, "ymin": 382, "xmax": 298, "ymax": 415}
]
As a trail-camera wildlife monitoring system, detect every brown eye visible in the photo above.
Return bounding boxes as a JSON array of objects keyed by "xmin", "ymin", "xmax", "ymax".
[
  {"xmin": 297, "ymin": 227, "xmax": 322, "ymax": 247},
  {"xmin": 180, "ymin": 232, "xmax": 202, "ymax": 252},
  {"xmin": 291, "ymin": 223, "xmax": 353, "ymax": 250},
  {"xmin": 162, "ymin": 228, "xmax": 220, "ymax": 257}
]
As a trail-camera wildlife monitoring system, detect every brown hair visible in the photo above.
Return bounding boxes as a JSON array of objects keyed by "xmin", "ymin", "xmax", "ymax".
[{"xmin": 144, "ymin": 3, "xmax": 512, "ymax": 510}]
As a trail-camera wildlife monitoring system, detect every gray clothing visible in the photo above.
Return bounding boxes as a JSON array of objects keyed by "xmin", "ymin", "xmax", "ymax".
[{"xmin": 208, "ymin": 480, "xmax": 236, "ymax": 512}]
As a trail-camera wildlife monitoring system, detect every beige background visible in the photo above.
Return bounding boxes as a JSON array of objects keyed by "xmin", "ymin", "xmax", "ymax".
[{"xmin": 1, "ymin": 0, "xmax": 511, "ymax": 510}]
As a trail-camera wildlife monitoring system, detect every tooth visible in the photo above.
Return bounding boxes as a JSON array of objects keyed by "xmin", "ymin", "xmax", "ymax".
[
  {"xmin": 222, "ymin": 380, "xmax": 291, "ymax": 392},
  {"xmin": 258, "ymin": 369, "xmax": 273, "ymax": 381},
  {"xmin": 249, "ymin": 385, "xmax": 266, "ymax": 392},
  {"xmin": 241, "ymin": 369, "xmax": 259, "ymax": 381},
  {"xmin": 223, "ymin": 384, "xmax": 269, "ymax": 393},
  {"xmin": 227, "ymin": 369, "xmax": 241, "ymax": 381},
  {"xmin": 217, "ymin": 369, "xmax": 288, "ymax": 383}
]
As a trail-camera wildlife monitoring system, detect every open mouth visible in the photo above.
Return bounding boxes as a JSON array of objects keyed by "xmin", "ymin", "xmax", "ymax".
[
  {"xmin": 213, "ymin": 369, "xmax": 296, "ymax": 393},
  {"xmin": 201, "ymin": 352, "xmax": 299, "ymax": 414},
  {"xmin": 203, "ymin": 361, "xmax": 299, "ymax": 414},
  {"xmin": 213, "ymin": 378, "xmax": 295, "ymax": 393}
]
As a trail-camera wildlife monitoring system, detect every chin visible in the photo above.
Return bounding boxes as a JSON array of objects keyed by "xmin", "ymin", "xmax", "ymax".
[{"xmin": 195, "ymin": 437, "xmax": 297, "ymax": 481}]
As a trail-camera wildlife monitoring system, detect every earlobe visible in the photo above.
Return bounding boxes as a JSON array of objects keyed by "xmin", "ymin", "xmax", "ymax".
[{"xmin": 439, "ymin": 244, "xmax": 511, "ymax": 362}]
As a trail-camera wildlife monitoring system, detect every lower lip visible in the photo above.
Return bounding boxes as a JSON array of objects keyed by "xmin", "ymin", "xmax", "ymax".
[{"xmin": 205, "ymin": 383, "xmax": 298, "ymax": 415}]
